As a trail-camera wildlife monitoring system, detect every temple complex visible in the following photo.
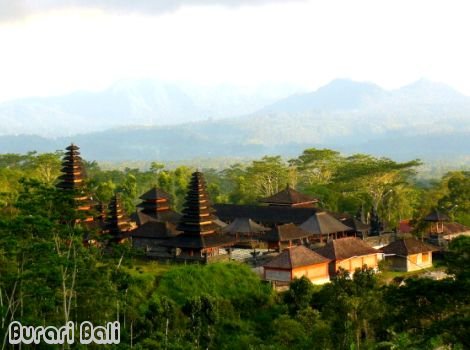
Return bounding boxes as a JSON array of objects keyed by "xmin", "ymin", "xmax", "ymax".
[
  {"xmin": 130, "ymin": 187, "xmax": 181, "ymax": 255},
  {"xmin": 262, "ymin": 223, "xmax": 312, "ymax": 250}
]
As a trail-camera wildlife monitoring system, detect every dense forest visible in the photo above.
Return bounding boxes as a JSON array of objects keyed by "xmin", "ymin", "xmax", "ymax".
[{"xmin": 0, "ymin": 148, "xmax": 469, "ymax": 349}]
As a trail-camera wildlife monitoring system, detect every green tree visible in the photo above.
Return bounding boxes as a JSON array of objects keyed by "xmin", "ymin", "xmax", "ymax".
[{"xmin": 290, "ymin": 148, "xmax": 341, "ymax": 186}]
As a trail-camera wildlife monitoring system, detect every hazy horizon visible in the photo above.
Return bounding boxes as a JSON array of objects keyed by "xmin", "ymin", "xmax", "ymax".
[
  {"xmin": 0, "ymin": 76, "xmax": 468, "ymax": 105},
  {"xmin": 1, "ymin": 1, "xmax": 469, "ymax": 163},
  {"xmin": 2, "ymin": 0, "xmax": 470, "ymax": 103}
]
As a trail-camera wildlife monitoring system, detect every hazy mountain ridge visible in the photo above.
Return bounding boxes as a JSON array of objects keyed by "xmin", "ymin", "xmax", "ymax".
[
  {"xmin": 0, "ymin": 79, "xmax": 299, "ymax": 136},
  {"xmin": 0, "ymin": 78, "xmax": 469, "ymax": 162}
]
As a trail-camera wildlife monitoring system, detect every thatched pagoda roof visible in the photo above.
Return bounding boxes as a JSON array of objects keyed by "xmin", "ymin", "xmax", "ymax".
[
  {"xmin": 56, "ymin": 143, "xmax": 86, "ymax": 191},
  {"xmin": 176, "ymin": 171, "xmax": 218, "ymax": 235},
  {"xmin": 259, "ymin": 184, "xmax": 318, "ymax": 206},
  {"xmin": 139, "ymin": 187, "xmax": 171, "ymax": 200},
  {"xmin": 222, "ymin": 217, "xmax": 269, "ymax": 235},
  {"xmin": 262, "ymin": 223, "xmax": 312, "ymax": 242},
  {"xmin": 214, "ymin": 204, "xmax": 320, "ymax": 225},
  {"xmin": 424, "ymin": 209, "xmax": 450, "ymax": 222},
  {"xmin": 104, "ymin": 194, "xmax": 131, "ymax": 235},
  {"xmin": 299, "ymin": 212, "xmax": 353, "ymax": 235},
  {"xmin": 161, "ymin": 233, "xmax": 236, "ymax": 249},
  {"xmin": 129, "ymin": 221, "xmax": 180, "ymax": 239},
  {"xmin": 132, "ymin": 210, "xmax": 181, "ymax": 226}
]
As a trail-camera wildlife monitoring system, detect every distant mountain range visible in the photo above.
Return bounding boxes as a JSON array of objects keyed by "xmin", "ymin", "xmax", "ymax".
[
  {"xmin": 0, "ymin": 80, "xmax": 299, "ymax": 136},
  {"xmin": 0, "ymin": 78, "xmax": 469, "ymax": 162}
]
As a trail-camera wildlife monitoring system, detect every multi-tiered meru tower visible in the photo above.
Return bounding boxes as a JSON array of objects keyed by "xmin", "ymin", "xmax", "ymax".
[
  {"xmin": 104, "ymin": 193, "xmax": 131, "ymax": 242},
  {"xmin": 163, "ymin": 171, "xmax": 234, "ymax": 262},
  {"xmin": 56, "ymin": 143, "xmax": 94, "ymax": 225},
  {"xmin": 134, "ymin": 187, "xmax": 180, "ymax": 225}
]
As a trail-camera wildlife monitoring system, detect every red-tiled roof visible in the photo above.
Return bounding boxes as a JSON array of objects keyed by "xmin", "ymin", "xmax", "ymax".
[
  {"xmin": 264, "ymin": 246, "xmax": 330, "ymax": 269},
  {"xmin": 381, "ymin": 238, "xmax": 438, "ymax": 256},
  {"xmin": 399, "ymin": 219, "xmax": 414, "ymax": 233},
  {"xmin": 314, "ymin": 237, "xmax": 378, "ymax": 260},
  {"xmin": 441, "ymin": 222, "xmax": 470, "ymax": 234}
]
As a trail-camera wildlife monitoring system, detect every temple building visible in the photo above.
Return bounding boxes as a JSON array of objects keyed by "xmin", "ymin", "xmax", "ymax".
[
  {"xmin": 161, "ymin": 171, "xmax": 235, "ymax": 263},
  {"xmin": 424, "ymin": 209, "xmax": 470, "ymax": 244},
  {"xmin": 215, "ymin": 185, "xmax": 321, "ymax": 229},
  {"xmin": 214, "ymin": 204, "xmax": 320, "ymax": 227},
  {"xmin": 222, "ymin": 217, "xmax": 268, "ymax": 244},
  {"xmin": 299, "ymin": 211, "xmax": 353, "ymax": 243},
  {"xmin": 337, "ymin": 212, "xmax": 370, "ymax": 238},
  {"xmin": 263, "ymin": 246, "xmax": 331, "ymax": 288},
  {"xmin": 314, "ymin": 237, "xmax": 380, "ymax": 275},
  {"xmin": 56, "ymin": 143, "xmax": 94, "ymax": 225},
  {"xmin": 382, "ymin": 238, "xmax": 437, "ymax": 272},
  {"xmin": 104, "ymin": 193, "xmax": 132, "ymax": 243},
  {"xmin": 259, "ymin": 184, "xmax": 319, "ymax": 208},
  {"xmin": 130, "ymin": 187, "xmax": 181, "ymax": 255},
  {"xmin": 262, "ymin": 223, "xmax": 312, "ymax": 250},
  {"xmin": 134, "ymin": 187, "xmax": 181, "ymax": 226},
  {"xmin": 425, "ymin": 209, "xmax": 450, "ymax": 235}
]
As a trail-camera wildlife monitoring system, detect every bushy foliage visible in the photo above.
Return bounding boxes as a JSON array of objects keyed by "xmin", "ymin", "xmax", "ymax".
[{"xmin": 0, "ymin": 149, "xmax": 468, "ymax": 349}]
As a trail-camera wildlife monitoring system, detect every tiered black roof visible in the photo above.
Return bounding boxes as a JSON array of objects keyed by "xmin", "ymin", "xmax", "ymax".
[
  {"xmin": 262, "ymin": 223, "xmax": 312, "ymax": 242},
  {"xmin": 56, "ymin": 144, "xmax": 94, "ymax": 225},
  {"xmin": 130, "ymin": 221, "xmax": 179, "ymax": 239},
  {"xmin": 105, "ymin": 194, "xmax": 131, "ymax": 236},
  {"xmin": 138, "ymin": 187, "xmax": 171, "ymax": 211},
  {"xmin": 424, "ymin": 209, "xmax": 450, "ymax": 222},
  {"xmin": 134, "ymin": 186, "xmax": 180, "ymax": 224},
  {"xmin": 96, "ymin": 202, "xmax": 107, "ymax": 222},
  {"xmin": 259, "ymin": 184, "xmax": 318, "ymax": 207},
  {"xmin": 222, "ymin": 217, "xmax": 269, "ymax": 235},
  {"xmin": 56, "ymin": 144, "xmax": 85, "ymax": 190},
  {"xmin": 176, "ymin": 172, "xmax": 218, "ymax": 235},
  {"xmin": 163, "ymin": 171, "xmax": 236, "ymax": 250},
  {"xmin": 299, "ymin": 212, "xmax": 352, "ymax": 235},
  {"xmin": 214, "ymin": 204, "xmax": 320, "ymax": 225}
]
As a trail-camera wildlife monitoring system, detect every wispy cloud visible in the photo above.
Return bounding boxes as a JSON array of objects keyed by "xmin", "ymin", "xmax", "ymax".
[{"xmin": 0, "ymin": 0, "xmax": 301, "ymax": 22}]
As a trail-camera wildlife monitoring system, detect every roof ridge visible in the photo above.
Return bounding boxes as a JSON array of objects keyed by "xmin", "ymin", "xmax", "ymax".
[
  {"xmin": 402, "ymin": 238, "xmax": 410, "ymax": 252},
  {"xmin": 287, "ymin": 248, "xmax": 293, "ymax": 268}
]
